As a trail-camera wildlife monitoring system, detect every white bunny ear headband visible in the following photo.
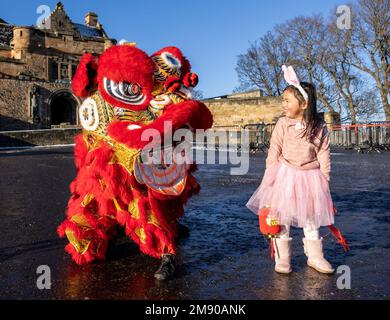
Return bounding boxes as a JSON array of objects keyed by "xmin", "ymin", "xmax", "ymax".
[{"xmin": 282, "ymin": 65, "xmax": 308, "ymax": 101}]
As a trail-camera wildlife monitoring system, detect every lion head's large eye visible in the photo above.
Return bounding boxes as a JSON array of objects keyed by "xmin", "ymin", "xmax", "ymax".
[
  {"xmin": 152, "ymin": 52, "xmax": 181, "ymax": 82},
  {"xmin": 127, "ymin": 83, "xmax": 141, "ymax": 95},
  {"xmin": 103, "ymin": 77, "xmax": 146, "ymax": 105}
]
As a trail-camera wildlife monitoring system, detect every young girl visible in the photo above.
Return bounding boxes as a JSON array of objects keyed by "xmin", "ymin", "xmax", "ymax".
[{"xmin": 246, "ymin": 65, "xmax": 336, "ymax": 274}]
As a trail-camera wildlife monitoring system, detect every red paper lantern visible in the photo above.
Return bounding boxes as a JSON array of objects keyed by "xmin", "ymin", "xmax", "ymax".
[{"xmin": 258, "ymin": 206, "xmax": 281, "ymax": 237}]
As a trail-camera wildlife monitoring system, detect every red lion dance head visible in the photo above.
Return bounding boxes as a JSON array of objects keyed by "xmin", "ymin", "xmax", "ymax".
[{"xmin": 72, "ymin": 44, "xmax": 155, "ymax": 111}]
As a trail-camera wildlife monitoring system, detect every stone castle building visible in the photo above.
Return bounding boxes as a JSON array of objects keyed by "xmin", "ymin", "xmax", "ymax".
[{"xmin": 0, "ymin": 2, "xmax": 116, "ymax": 131}]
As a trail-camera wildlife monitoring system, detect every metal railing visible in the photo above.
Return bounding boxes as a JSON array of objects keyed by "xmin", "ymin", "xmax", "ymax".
[
  {"xmin": 209, "ymin": 121, "xmax": 390, "ymax": 153},
  {"xmin": 329, "ymin": 122, "xmax": 390, "ymax": 153},
  {"xmin": 243, "ymin": 123, "xmax": 274, "ymax": 152}
]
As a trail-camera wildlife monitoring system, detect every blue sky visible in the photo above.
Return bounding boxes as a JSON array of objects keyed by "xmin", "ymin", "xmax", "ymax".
[{"xmin": 0, "ymin": 0, "xmax": 350, "ymax": 98}]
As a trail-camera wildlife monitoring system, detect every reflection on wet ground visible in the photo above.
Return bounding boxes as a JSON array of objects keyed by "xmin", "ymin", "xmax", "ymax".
[{"xmin": 0, "ymin": 146, "xmax": 389, "ymax": 299}]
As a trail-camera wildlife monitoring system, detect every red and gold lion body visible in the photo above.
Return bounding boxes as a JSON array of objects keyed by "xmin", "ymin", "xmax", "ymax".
[{"xmin": 57, "ymin": 44, "xmax": 213, "ymax": 264}]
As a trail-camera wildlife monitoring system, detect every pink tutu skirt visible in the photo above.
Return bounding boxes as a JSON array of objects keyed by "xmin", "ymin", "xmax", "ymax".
[{"xmin": 246, "ymin": 161, "xmax": 335, "ymax": 228}]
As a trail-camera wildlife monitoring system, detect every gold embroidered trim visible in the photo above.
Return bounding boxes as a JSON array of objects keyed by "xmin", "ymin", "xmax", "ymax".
[
  {"xmin": 134, "ymin": 227, "xmax": 146, "ymax": 243},
  {"xmin": 65, "ymin": 229, "xmax": 91, "ymax": 255},
  {"xmin": 81, "ymin": 194, "xmax": 94, "ymax": 207}
]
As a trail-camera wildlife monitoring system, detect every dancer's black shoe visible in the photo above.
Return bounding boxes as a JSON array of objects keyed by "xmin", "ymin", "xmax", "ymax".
[{"xmin": 154, "ymin": 254, "xmax": 176, "ymax": 281}]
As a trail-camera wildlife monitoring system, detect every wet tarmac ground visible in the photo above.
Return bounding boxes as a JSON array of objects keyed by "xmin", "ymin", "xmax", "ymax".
[{"xmin": 0, "ymin": 146, "xmax": 389, "ymax": 300}]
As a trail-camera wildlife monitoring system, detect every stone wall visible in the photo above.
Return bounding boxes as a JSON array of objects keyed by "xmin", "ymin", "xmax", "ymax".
[
  {"xmin": 0, "ymin": 57, "xmax": 25, "ymax": 75},
  {"xmin": 204, "ymin": 96, "xmax": 283, "ymax": 127},
  {"xmin": 43, "ymin": 32, "xmax": 110, "ymax": 55},
  {"xmin": 0, "ymin": 127, "xmax": 81, "ymax": 147},
  {"xmin": 19, "ymin": 52, "xmax": 48, "ymax": 79},
  {"xmin": 0, "ymin": 78, "xmax": 80, "ymax": 131},
  {"xmin": 0, "ymin": 48, "xmax": 11, "ymax": 58},
  {"xmin": 226, "ymin": 90, "xmax": 263, "ymax": 99}
]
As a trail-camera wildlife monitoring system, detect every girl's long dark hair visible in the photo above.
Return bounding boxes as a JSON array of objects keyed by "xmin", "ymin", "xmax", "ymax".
[{"xmin": 284, "ymin": 82, "xmax": 322, "ymax": 142}]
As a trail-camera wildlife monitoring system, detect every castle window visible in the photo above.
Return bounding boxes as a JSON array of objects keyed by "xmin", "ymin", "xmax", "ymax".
[
  {"xmin": 49, "ymin": 60, "xmax": 59, "ymax": 81},
  {"xmin": 60, "ymin": 63, "xmax": 69, "ymax": 79},
  {"xmin": 20, "ymin": 31, "xmax": 22, "ymax": 37},
  {"xmin": 71, "ymin": 65, "xmax": 77, "ymax": 78}
]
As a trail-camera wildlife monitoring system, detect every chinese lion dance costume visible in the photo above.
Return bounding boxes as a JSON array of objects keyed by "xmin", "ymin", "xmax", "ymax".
[{"xmin": 57, "ymin": 44, "xmax": 213, "ymax": 280}]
